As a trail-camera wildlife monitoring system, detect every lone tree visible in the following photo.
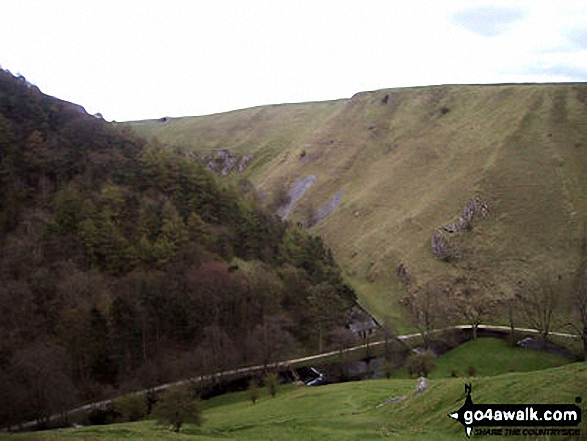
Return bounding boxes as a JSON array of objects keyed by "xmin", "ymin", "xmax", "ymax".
[
  {"xmin": 264, "ymin": 372, "xmax": 279, "ymax": 398},
  {"xmin": 503, "ymin": 289, "xmax": 518, "ymax": 339},
  {"xmin": 326, "ymin": 326, "xmax": 359, "ymax": 380},
  {"xmin": 248, "ymin": 379, "xmax": 259, "ymax": 404},
  {"xmin": 569, "ymin": 268, "xmax": 587, "ymax": 359},
  {"xmin": 453, "ymin": 275, "xmax": 499, "ymax": 340},
  {"xmin": 568, "ymin": 226, "xmax": 587, "ymax": 359},
  {"xmin": 517, "ymin": 274, "xmax": 561, "ymax": 348},
  {"xmin": 151, "ymin": 386, "xmax": 202, "ymax": 433},
  {"xmin": 400, "ymin": 278, "xmax": 452, "ymax": 348}
]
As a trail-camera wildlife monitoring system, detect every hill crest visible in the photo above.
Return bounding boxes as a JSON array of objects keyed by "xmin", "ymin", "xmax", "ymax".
[{"xmin": 128, "ymin": 83, "xmax": 587, "ymax": 325}]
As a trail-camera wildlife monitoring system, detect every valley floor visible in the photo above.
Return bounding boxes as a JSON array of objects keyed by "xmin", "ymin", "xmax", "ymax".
[{"xmin": 3, "ymin": 341, "xmax": 585, "ymax": 441}]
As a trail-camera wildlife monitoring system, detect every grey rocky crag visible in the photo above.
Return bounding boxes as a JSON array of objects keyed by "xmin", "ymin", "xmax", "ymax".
[
  {"xmin": 431, "ymin": 195, "xmax": 489, "ymax": 260},
  {"xmin": 277, "ymin": 175, "xmax": 317, "ymax": 220},
  {"xmin": 309, "ymin": 190, "xmax": 345, "ymax": 226},
  {"xmin": 203, "ymin": 149, "xmax": 254, "ymax": 176}
]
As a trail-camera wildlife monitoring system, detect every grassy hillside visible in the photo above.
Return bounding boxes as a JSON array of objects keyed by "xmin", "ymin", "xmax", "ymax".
[
  {"xmin": 129, "ymin": 100, "xmax": 346, "ymax": 182},
  {"xmin": 128, "ymin": 84, "xmax": 587, "ymax": 327},
  {"xmin": 5, "ymin": 362, "xmax": 585, "ymax": 440},
  {"xmin": 395, "ymin": 337, "xmax": 571, "ymax": 379}
]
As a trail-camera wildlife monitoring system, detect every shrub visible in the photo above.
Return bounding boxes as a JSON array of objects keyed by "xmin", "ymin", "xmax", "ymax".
[
  {"xmin": 151, "ymin": 387, "xmax": 202, "ymax": 432},
  {"xmin": 248, "ymin": 379, "xmax": 259, "ymax": 404},
  {"xmin": 466, "ymin": 364, "xmax": 478, "ymax": 377},
  {"xmin": 114, "ymin": 393, "xmax": 148, "ymax": 422},
  {"xmin": 270, "ymin": 186, "xmax": 291, "ymax": 212},
  {"xmin": 87, "ymin": 405, "xmax": 118, "ymax": 426},
  {"xmin": 264, "ymin": 373, "xmax": 278, "ymax": 398},
  {"xmin": 406, "ymin": 350, "xmax": 437, "ymax": 378}
]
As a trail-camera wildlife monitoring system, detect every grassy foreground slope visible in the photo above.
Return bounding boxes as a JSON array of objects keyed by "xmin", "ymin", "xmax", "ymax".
[
  {"xmin": 129, "ymin": 84, "xmax": 587, "ymax": 325},
  {"xmin": 5, "ymin": 362, "xmax": 586, "ymax": 440}
]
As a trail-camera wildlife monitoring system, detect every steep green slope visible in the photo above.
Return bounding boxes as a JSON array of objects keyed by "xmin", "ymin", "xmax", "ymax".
[
  {"xmin": 129, "ymin": 84, "xmax": 587, "ymax": 326},
  {"xmin": 130, "ymin": 100, "xmax": 346, "ymax": 182}
]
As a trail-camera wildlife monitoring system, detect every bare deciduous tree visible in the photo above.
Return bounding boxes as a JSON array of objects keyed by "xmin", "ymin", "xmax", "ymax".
[
  {"xmin": 453, "ymin": 275, "xmax": 499, "ymax": 340},
  {"xmin": 400, "ymin": 279, "xmax": 452, "ymax": 348},
  {"xmin": 246, "ymin": 315, "xmax": 298, "ymax": 368},
  {"xmin": 327, "ymin": 326, "xmax": 359, "ymax": 379},
  {"xmin": 505, "ymin": 291, "xmax": 518, "ymax": 338},
  {"xmin": 197, "ymin": 325, "xmax": 238, "ymax": 374},
  {"xmin": 568, "ymin": 268, "xmax": 587, "ymax": 359},
  {"xmin": 568, "ymin": 224, "xmax": 587, "ymax": 358},
  {"xmin": 517, "ymin": 275, "xmax": 561, "ymax": 348}
]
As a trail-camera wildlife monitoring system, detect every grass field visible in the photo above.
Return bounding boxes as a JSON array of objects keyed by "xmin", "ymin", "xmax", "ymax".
[
  {"xmin": 392, "ymin": 337, "xmax": 571, "ymax": 379},
  {"xmin": 4, "ymin": 362, "xmax": 585, "ymax": 440},
  {"xmin": 127, "ymin": 84, "xmax": 587, "ymax": 329}
]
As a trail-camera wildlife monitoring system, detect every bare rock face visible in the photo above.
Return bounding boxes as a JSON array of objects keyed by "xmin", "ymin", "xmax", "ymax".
[
  {"xmin": 311, "ymin": 190, "xmax": 345, "ymax": 226},
  {"xmin": 439, "ymin": 194, "xmax": 489, "ymax": 234},
  {"xmin": 203, "ymin": 149, "xmax": 254, "ymax": 176},
  {"xmin": 276, "ymin": 175, "xmax": 317, "ymax": 220},
  {"xmin": 238, "ymin": 154, "xmax": 254, "ymax": 173},
  {"xmin": 414, "ymin": 376, "xmax": 428, "ymax": 394},
  {"xmin": 431, "ymin": 195, "xmax": 489, "ymax": 260}
]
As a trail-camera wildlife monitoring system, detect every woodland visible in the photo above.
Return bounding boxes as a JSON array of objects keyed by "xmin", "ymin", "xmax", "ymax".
[{"xmin": 0, "ymin": 70, "xmax": 356, "ymax": 427}]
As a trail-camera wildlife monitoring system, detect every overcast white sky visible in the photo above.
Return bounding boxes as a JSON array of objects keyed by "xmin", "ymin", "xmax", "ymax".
[{"xmin": 1, "ymin": 1, "xmax": 586, "ymax": 121}]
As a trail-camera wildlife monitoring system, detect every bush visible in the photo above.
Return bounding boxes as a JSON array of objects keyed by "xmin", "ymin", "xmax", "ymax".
[
  {"xmin": 270, "ymin": 186, "xmax": 291, "ymax": 212},
  {"xmin": 248, "ymin": 379, "xmax": 259, "ymax": 404},
  {"xmin": 151, "ymin": 387, "xmax": 202, "ymax": 433},
  {"xmin": 406, "ymin": 350, "xmax": 436, "ymax": 378},
  {"xmin": 466, "ymin": 364, "xmax": 478, "ymax": 377},
  {"xmin": 87, "ymin": 405, "xmax": 118, "ymax": 426},
  {"xmin": 264, "ymin": 373, "xmax": 278, "ymax": 398},
  {"xmin": 451, "ymin": 368, "xmax": 459, "ymax": 378},
  {"xmin": 114, "ymin": 393, "xmax": 148, "ymax": 422}
]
